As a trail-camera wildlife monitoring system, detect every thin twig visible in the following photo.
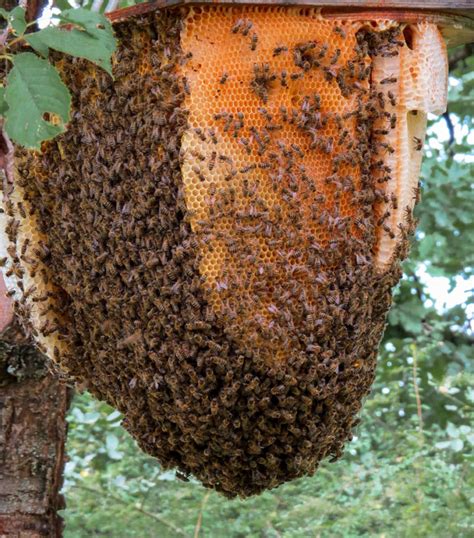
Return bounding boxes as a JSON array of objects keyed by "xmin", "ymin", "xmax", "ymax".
[
  {"xmin": 72, "ymin": 483, "xmax": 188, "ymax": 536},
  {"xmin": 411, "ymin": 344, "xmax": 423, "ymax": 436},
  {"xmin": 443, "ymin": 110, "xmax": 455, "ymax": 157},
  {"xmin": 193, "ymin": 491, "xmax": 210, "ymax": 538}
]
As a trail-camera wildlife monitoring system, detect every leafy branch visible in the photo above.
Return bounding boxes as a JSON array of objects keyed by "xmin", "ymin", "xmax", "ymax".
[
  {"xmin": 72, "ymin": 483, "xmax": 189, "ymax": 536},
  {"xmin": 0, "ymin": 4, "xmax": 117, "ymax": 149}
]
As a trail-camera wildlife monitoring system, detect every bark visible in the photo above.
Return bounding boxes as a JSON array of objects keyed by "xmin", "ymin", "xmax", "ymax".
[
  {"xmin": 0, "ymin": 323, "xmax": 72, "ymax": 538},
  {"xmin": 1, "ymin": 0, "xmax": 72, "ymax": 524}
]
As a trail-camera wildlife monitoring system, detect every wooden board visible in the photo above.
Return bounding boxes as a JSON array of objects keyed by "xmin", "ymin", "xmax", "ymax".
[{"xmin": 108, "ymin": 1, "xmax": 474, "ymax": 46}]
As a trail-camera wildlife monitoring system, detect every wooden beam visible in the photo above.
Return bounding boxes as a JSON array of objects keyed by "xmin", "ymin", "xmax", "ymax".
[{"xmin": 108, "ymin": 1, "xmax": 474, "ymax": 47}]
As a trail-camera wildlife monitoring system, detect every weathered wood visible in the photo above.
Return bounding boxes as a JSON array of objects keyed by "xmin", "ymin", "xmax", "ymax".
[
  {"xmin": 108, "ymin": 0, "xmax": 474, "ymax": 19},
  {"xmin": 108, "ymin": 1, "xmax": 474, "ymax": 47}
]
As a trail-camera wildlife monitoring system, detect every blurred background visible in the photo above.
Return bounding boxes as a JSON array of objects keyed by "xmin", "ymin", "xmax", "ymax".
[{"xmin": 42, "ymin": 3, "xmax": 473, "ymax": 537}]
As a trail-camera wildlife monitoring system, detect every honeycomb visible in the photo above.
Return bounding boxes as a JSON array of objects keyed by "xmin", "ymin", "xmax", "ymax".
[{"xmin": 0, "ymin": 6, "xmax": 447, "ymax": 497}]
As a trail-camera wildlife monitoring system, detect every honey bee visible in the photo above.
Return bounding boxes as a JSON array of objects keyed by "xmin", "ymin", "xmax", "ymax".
[
  {"xmin": 413, "ymin": 137, "xmax": 423, "ymax": 151},
  {"xmin": 390, "ymin": 192, "xmax": 398, "ymax": 209},
  {"xmin": 208, "ymin": 128, "xmax": 218, "ymax": 144},
  {"xmin": 194, "ymin": 128, "xmax": 206, "ymax": 142},
  {"xmin": 231, "ymin": 19, "xmax": 244, "ymax": 33},
  {"xmin": 330, "ymin": 48, "xmax": 341, "ymax": 65},
  {"xmin": 250, "ymin": 33, "xmax": 258, "ymax": 51},
  {"xmin": 192, "ymin": 165, "xmax": 206, "ymax": 182},
  {"xmin": 334, "ymin": 26, "xmax": 346, "ymax": 38},
  {"xmin": 220, "ymin": 72, "xmax": 229, "ymax": 84},
  {"xmin": 273, "ymin": 45, "xmax": 288, "ymax": 56},
  {"xmin": 380, "ymin": 76, "xmax": 397, "ymax": 85},
  {"xmin": 388, "ymin": 91, "xmax": 397, "ymax": 107},
  {"xmin": 208, "ymin": 151, "xmax": 217, "ymax": 171},
  {"xmin": 242, "ymin": 20, "xmax": 253, "ymax": 37}
]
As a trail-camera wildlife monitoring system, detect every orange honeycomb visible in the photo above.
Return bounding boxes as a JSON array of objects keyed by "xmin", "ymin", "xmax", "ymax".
[{"xmin": 178, "ymin": 6, "xmax": 446, "ymax": 360}]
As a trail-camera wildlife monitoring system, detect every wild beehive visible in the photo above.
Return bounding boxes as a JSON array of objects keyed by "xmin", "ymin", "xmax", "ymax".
[{"xmin": 0, "ymin": 1, "xmax": 461, "ymax": 497}]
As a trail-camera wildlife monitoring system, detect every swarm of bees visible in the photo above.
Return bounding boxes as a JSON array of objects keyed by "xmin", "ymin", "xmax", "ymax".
[{"xmin": 1, "ymin": 6, "xmax": 446, "ymax": 497}]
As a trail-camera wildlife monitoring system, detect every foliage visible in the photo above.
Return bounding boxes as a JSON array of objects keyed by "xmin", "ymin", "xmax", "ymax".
[
  {"xmin": 0, "ymin": 5, "xmax": 116, "ymax": 149},
  {"xmin": 60, "ymin": 46, "xmax": 474, "ymax": 538}
]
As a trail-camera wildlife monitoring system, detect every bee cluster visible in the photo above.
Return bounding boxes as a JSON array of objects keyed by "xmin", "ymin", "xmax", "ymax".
[{"xmin": 4, "ymin": 7, "xmax": 422, "ymax": 497}]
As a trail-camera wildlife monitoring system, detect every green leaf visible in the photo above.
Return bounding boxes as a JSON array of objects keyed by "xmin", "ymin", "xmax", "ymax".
[
  {"xmin": 54, "ymin": 0, "xmax": 74, "ymax": 10},
  {"xmin": 25, "ymin": 8, "xmax": 117, "ymax": 75},
  {"xmin": 4, "ymin": 53, "xmax": 71, "ymax": 149},
  {"xmin": 0, "ymin": 87, "xmax": 8, "ymax": 116},
  {"xmin": 106, "ymin": 410, "xmax": 122, "ymax": 422},
  {"xmin": 0, "ymin": 8, "xmax": 9, "ymax": 21},
  {"xmin": 450, "ymin": 438, "xmax": 464, "ymax": 452},
  {"xmin": 9, "ymin": 6, "xmax": 26, "ymax": 36}
]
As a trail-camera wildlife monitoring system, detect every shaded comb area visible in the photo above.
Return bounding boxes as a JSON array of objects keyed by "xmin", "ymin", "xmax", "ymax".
[{"xmin": 1, "ymin": 7, "xmax": 445, "ymax": 497}]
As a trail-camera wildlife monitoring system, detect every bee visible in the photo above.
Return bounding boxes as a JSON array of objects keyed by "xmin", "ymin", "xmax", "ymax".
[
  {"xmin": 191, "ymin": 150, "xmax": 205, "ymax": 161},
  {"xmin": 208, "ymin": 151, "xmax": 217, "ymax": 171},
  {"xmin": 223, "ymin": 114, "xmax": 234, "ymax": 132},
  {"xmin": 347, "ymin": 60, "xmax": 355, "ymax": 78},
  {"xmin": 220, "ymin": 72, "xmax": 229, "ymax": 84},
  {"xmin": 390, "ymin": 192, "xmax": 398, "ymax": 209},
  {"xmin": 378, "ymin": 142, "xmax": 395, "ymax": 155},
  {"xmin": 16, "ymin": 202, "xmax": 27, "ymax": 219},
  {"xmin": 231, "ymin": 19, "xmax": 244, "ymax": 33},
  {"xmin": 377, "ymin": 210, "xmax": 391, "ymax": 226},
  {"xmin": 377, "ymin": 91, "xmax": 386, "ymax": 109},
  {"xmin": 240, "ymin": 163, "xmax": 256, "ymax": 174},
  {"xmin": 338, "ymin": 129, "xmax": 349, "ymax": 145},
  {"xmin": 20, "ymin": 238, "xmax": 30, "ymax": 256},
  {"xmin": 242, "ymin": 20, "xmax": 253, "ymax": 36},
  {"xmin": 208, "ymin": 127, "xmax": 218, "ymax": 144},
  {"xmin": 224, "ymin": 169, "xmax": 238, "ymax": 181},
  {"xmin": 273, "ymin": 45, "xmax": 288, "ymax": 56},
  {"xmin": 334, "ymin": 26, "xmax": 346, "ymax": 38},
  {"xmin": 413, "ymin": 136, "xmax": 423, "ymax": 151},
  {"xmin": 194, "ymin": 127, "xmax": 206, "ymax": 141},
  {"xmin": 250, "ymin": 33, "xmax": 258, "ymax": 51},
  {"xmin": 280, "ymin": 70, "xmax": 288, "ymax": 87},
  {"xmin": 330, "ymin": 48, "xmax": 341, "ymax": 65},
  {"xmin": 323, "ymin": 137, "xmax": 334, "ymax": 154},
  {"xmin": 390, "ymin": 114, "xmax": 397, "ymax": 129},
  {"xmin": 387, "ymin": 90, "xmax": 397, "ymax": 107},
  {"xmin": 238, "ymin": 137, "xmax": 252, "ymax": 155},
  {"xmin": 323, "ymin": 66, "xmax": 337, "ymax": 81},
  {"xmin": 318, "ymin": 44, "xmax": 328, "ymax": 59},
  {"xmin": 291, "ymin": 143, "xmax": 304, "ymax": 157},
  {"xmin": 192, "ymin": 165, "xmax": 206, "ymax": 182},
  {"xmin": 380, "ymin": 76, "xmax": 397, "ymax": 85},
  {"xmin": 314, "ymin": 93, "xmax": 321, "ymax": 111},
  {"xmin": 219, "ymin": 154, "xmax": 233, "ymax": 165},
  {"xmin": 183, "ymin": 77, "xmax": 190, "ymax": 95},
  {"xmin": 383, "ymin": 224, "xmax": 396, "ymax": 239}
]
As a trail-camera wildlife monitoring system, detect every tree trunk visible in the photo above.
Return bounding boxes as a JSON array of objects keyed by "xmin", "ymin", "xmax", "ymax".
[
  {"xmin": 0, "ymin": 322, "xmax": 72, "ymax": 537},
  {"xmin": 1, "ymin": 0, "xmax": 71, "ymax": 526}
]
